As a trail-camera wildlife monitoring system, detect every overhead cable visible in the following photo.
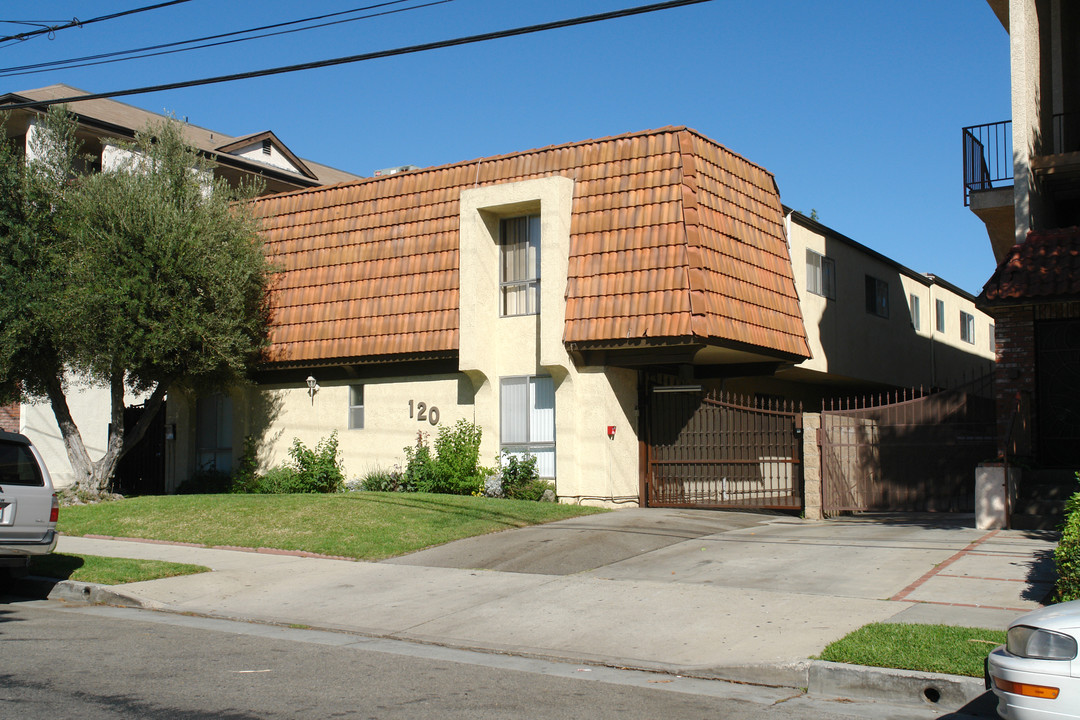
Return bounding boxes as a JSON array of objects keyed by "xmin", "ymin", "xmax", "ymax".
[
  {"xmin": 0, "ymin": 1, "xmax": 194, "ymax": 45},
  {"xmin": 0, "ymin": 1, "xmax": 436, "ymax": 77},
  {"xmin": 0, "ymin": 0, "xmax": 713, "ymax": 111}
]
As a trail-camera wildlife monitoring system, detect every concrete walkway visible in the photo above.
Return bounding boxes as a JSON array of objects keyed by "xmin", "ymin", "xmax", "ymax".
[{"xmin": 43, "ymin": 509, "xmax": 1057, "ymax": 702}]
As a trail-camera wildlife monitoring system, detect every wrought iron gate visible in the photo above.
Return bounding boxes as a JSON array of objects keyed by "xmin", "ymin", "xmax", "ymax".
[
  {"xmin": 818, "ymin": 385, "xmax": 995, "ymax": 515},
  {"xmin": 644, "ymin": 384, "xmax": 802, "ymax": 510}
]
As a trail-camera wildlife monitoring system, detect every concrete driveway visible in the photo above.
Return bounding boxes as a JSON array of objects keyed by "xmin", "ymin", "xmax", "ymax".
[{"xmin": 386, "ymin": 508, "xmax": 1057, "ymax": 625}]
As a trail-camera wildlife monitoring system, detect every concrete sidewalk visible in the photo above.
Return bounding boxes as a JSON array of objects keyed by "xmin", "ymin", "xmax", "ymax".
[{"xmin": 38, "ymin": 510, "xmax": 1058, "ymax": 705}]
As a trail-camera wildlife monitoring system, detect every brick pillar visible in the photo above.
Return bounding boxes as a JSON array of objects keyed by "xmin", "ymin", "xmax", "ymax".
[
  {"xmin": 802, "ymin": 412, "xmax": 822, "ymax": 520},
  {"xmin": 991, "ymin": 305, "xmax": 1036, "ymax": 458},
  {"xmin": 0, "ymin": 402, "xmax": 19, "ymax": 433}
]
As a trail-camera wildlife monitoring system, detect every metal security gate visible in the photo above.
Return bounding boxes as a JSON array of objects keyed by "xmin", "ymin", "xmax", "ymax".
[
  {"xmin": 644, "ymin": 384, "xmax": 802, "ymax": 510},
  {"xmin": 819, "ymin": 385, "xmax": 995, "ymax": 515}
]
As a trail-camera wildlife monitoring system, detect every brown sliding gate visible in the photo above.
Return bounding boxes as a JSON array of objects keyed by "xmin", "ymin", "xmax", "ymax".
[
  {"xmin": 644, "ymin": 383, "xmax": 802, "ymax": 510},
  {"xmin": 819, "ymin": 386, "xmax": 996, "ymax": 515}
]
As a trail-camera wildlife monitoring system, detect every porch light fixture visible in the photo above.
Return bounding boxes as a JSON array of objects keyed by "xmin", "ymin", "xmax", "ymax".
[{"xmin": 306, "ymin": 375, "xmax": 320, "ymax": 404}]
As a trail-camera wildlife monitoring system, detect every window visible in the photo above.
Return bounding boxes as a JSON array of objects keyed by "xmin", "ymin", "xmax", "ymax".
[
  {"xmin": 500, "ymin": 376, "xmax": 555, "ymax": 479},
  {"xmin": 805, "ymin": 250, "xmax": 835, "ymax": 299},
  {"xmin": 935, "ymin": 299, "xmax": 946, "ymax": 332},
  {"xmin": 196, "ymin": 393, "xmax": 233, "ymax": 472},
  {"xmin": 349, "ymin": 385, "xmax": 364, "ymax": 429},
  {"xmin": 865, "ymin": 275, "xmax": 889, "ymax": 318},
  {"xmin": 989, "ymin": 324, "xmax": 996, "ymax": 352},
  {"xmin": 500, "ymin": 215, "xmax": 540, "ymax": 316},
  {"xmin": 909, "ymin": 293, "xmax": 921, "ymax": 331},
  {"xmin": 960, "ymin": 311, "xmax": 975, "ymax": 344}
]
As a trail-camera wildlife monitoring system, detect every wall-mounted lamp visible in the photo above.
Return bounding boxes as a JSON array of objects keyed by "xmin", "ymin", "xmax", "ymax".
[{"xmin": 306, "ymin": 375, "xmax": 320, "ymax": 405}]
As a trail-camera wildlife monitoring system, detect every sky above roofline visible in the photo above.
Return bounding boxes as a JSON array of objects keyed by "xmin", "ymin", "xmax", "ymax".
[{"xmin": 1, "ymin": 1, "xmax": 1009, "ymax": 294}]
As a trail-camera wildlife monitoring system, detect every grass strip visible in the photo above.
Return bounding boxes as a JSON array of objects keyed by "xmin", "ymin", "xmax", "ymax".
[
  {"xmin": 30, "ymin": 553, "xmax": 209, "ymax": 585},
  {"xmin": 819, "ymin": 622, "xmax": 1006, "ymax": 677},
  {"xmin": 58, "ymin": 493, "xmax": 606, "ymax": 561}
]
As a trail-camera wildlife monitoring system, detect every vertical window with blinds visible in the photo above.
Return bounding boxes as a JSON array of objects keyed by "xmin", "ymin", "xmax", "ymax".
[
  {"xmin": 348, "ymin": 385, "xmax": 364, "ymax": 429},
  {"xmin": 196, "ymin": 393, "xmax": 233, "ymax": 472},
  {"xmin": 500, "ymin": 215, "xmax": 540, "ymax": 316},
  {"xmin": 500, "ymin": 375, "xmax": 555, "ymax": 479}
]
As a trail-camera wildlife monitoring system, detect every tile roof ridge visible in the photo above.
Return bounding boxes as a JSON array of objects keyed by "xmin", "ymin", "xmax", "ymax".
[
  {"xmin": 252, "ymin": 125, "xmax": 706, "ymax": 203},
  {"xmin": 676, "ymin": 126, "xmax": 778, "ymax": 181}
]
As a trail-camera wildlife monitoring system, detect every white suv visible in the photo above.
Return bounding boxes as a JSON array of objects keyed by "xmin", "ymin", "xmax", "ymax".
[{"xmin": 0, "ymin": 430, "xmax": 58, "ymax": 576}]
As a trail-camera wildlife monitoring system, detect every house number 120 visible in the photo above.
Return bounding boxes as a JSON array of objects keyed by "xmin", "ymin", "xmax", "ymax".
[{"xmin": 408, "ymin": 400, "xmax": 440, "ymax": 426}]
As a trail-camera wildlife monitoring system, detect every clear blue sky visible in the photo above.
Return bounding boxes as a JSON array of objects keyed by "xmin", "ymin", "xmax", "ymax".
[{"xmin": 1, "ymin": 1, "xmax": 1010, "ymax": 295}]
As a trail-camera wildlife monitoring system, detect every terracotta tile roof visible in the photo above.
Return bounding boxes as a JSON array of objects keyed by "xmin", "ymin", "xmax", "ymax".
[
  {"xmin": 978, "ymin": 227, "xmax": 1080, "ymax": 305},
  {"xmin": 255, "ymin": 127, "xmax": 810, "ymax": 365}
]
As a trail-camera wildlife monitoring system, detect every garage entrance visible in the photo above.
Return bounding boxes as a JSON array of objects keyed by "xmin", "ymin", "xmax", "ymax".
[{"xmin": 642, "ymin": 381, "xmax": 802, "ymax": 510}]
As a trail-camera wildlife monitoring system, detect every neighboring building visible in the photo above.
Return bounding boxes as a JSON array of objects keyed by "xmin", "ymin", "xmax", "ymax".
[
  {"xmin": 164, "ymin": 127, "xmax": 995, "ymax": 505},
  {"xmin": 966, "ymin": 1, "xmax": 1080, "ymax": 469},
  {"xmin": 0, "ymin": 84, "xmax": 361, "ymax": 487},
  {"xmin": 725, "ymin": 210, "xmax": 995, "ymax": 406}
]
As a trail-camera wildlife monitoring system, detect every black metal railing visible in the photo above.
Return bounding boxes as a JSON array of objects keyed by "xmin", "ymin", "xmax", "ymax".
[{"xmin": 963, "ymin": 120, "xmax": 1012, "ymax": 206}]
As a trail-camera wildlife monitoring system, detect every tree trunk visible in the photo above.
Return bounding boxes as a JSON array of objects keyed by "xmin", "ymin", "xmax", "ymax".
[{"xmin": 45, "ymin": 370, "xmax": 171, "ymax": 496}]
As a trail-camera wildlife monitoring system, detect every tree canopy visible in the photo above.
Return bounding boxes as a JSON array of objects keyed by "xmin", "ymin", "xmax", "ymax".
[{"xmin": 0, "ymin": 107, "xmax": 272, "ymax": 493}]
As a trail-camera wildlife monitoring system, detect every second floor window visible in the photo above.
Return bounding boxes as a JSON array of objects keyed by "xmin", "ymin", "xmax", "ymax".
[
  {"xmin": 909, "ymin": 293, "xmax": 921, "ymax": 331},
  {"xmin": 865, "ymin": 275, "xmax": 889, "ymax": 318},
  {"xmin": 500, "ymin": 215, "xmax": 540, "ymax": 316},
  {"xmin": 806, "ymin": 249, "xmax": 835, "ymax": 299},
  {"xmin": 960, "ymin": 311, "xmax": 975, "ymax": 344},
  {"xmin": 935, "ymin": 299, "xmax": 946, "ymax": 332}
]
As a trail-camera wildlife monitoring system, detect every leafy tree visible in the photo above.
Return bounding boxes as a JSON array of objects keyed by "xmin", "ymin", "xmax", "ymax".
[{"xmin": 0, "ymin": 107, "xmax": 272, "ymax": 495}]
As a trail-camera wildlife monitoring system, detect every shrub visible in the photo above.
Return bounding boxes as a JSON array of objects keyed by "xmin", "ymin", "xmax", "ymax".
[
  {"xmin": 176, "ymin": 468, "xmax": 231, "ymax": 494},
  {"xmin": 1056, "ymin": 472, "xmax": 1080, "ymax": 602},
  {"xmin": 403, "ymin": 431, "xmax": 437, "ymax": 490},
  {"xmin": 250, "ymin": 465, "xmax": 302, "ymax": 494},
  {"xmin": 230, "ymin": 435, "xmax": 261, "ymax": 494},
  {"xmin": 286, "ymin": 432, "xmax": 345, "ymax": 493},
  {"xmin": 360, "ymin": 467, "xmax": 414, "ymax": 493},
  {"xmin": 500, "ymin": 452, "xmax": 545, "ymax": 500}
]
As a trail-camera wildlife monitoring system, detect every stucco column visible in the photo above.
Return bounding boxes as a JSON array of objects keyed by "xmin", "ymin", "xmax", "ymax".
[{"xmin": 802, "ymin": 412, "xmax": 823, "ymax": 520}]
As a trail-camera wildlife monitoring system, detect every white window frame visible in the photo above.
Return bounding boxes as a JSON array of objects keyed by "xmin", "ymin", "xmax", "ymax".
[
  {"xmin": 499, "ymin": 215, "xmax": 541, "ymax": 317},
  {"xmin": 960, "ymin": 311, "xmax": 976, "ymax": 344},
  {"xmin": 348, "ymin": 385, "xmax": 364, "ymax": 430},
  {"xmin": 805, "ymin": 249, "xmax": 835, "ymax": 300},
  {"xmin": 500, "ymin": 375, "xmax": 555, "ymax": 479},
  {"xmin": 935, "ymin": 299, "xmax": 946, "ymax": 332},
  {"xmin": 909, "ymin": 293, "xmax": 921, "ymax": 331}
]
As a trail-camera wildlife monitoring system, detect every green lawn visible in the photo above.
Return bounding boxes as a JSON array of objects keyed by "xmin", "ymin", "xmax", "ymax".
[
  {"xmin": 30, "ymin": 553, "xmax": 209, "ymax": 585},
  {"xmin": 58, "ymin": 493, "xmax": 606, "ymax": 561},
  {"xmin": 818, "ymin": 622, "xmax": 1006, "ymax": 677}
]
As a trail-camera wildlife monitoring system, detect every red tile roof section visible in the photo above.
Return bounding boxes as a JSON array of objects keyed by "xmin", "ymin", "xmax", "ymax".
[
  {"xmin": 254, "ymin": 127, "xmax": 810, "ymax": 365},
  {"xmin": 979, "ymin": 227, "xmax": 1080, "ymax": 305}
]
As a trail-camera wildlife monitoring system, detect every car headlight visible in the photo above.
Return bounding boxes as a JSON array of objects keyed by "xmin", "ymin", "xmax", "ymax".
[{"xmin": 1007, "ymin": 625, "xmax": 1079, "ymax": 660}]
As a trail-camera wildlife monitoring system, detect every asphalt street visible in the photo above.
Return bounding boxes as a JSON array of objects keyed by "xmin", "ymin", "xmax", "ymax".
[{"xmin": 1, "ymin": 599, "xmax": 996, "ymax": 720}]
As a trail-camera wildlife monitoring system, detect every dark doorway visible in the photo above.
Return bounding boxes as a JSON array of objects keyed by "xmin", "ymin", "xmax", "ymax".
[{"xmin": 114, "ymin": 401, "xmax": 166, "ymax": 495}]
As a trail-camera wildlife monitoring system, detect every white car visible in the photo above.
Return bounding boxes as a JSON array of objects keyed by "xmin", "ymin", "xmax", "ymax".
[
  {"xmin": 988, "ymin": 600, "xmax": 1080, "ymax": 719},
  {"xmin": 0, "ymin": 430, "xmax": 59, "ymax": 577}
]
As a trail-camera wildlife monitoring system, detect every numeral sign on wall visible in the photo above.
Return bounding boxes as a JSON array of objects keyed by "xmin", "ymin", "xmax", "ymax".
[{"xmin": 408, "ymin": 400, "xmax": 440, "ymax": 426}]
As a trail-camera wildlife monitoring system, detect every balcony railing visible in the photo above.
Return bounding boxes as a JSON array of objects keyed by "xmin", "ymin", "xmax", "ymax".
[{"xmin": 963, "ymin": 120, "xmax": 1012, "ymax": 206}]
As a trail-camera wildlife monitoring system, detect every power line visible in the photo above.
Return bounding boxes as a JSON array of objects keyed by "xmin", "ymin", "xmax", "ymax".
[
  {"xmin": 0, "ymin": 0, "xmax": 713, "ymax": 111},
  {"xmin": 0, "ymin": 1, "xmax": 194, "ymax": 45},
  {"xmin": 0, "ymin": 1, "xmax": 431, "ymax": 77}
]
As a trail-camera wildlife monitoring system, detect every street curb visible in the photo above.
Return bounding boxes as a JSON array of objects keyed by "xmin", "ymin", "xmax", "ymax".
[
  {"xmin": 807, "ymin": 660, "xmax": 986, "ymax": 708},
  {"xmin": 13, "ymin": 578, "xmax": 989, "ymax": 712},
  {"xmin": 12, "ymin": 576, "xmax": 147, "ymax": 608}
]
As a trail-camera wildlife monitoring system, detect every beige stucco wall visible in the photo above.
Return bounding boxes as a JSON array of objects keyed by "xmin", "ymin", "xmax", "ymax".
[
  {"xmin": 168, "ymin": 176, "xmax": 641, "ymax": 505},
  {"xmin": 785, "ymin": 215, "xmax": 995, "ymax": 390},
  {"xmin": 1009, "ymin": 0, "xmax": 1045, "ymax": 244},
  {"xmin": 459, "ymin": 177, "xmax": 641, "ymax": 506}
]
